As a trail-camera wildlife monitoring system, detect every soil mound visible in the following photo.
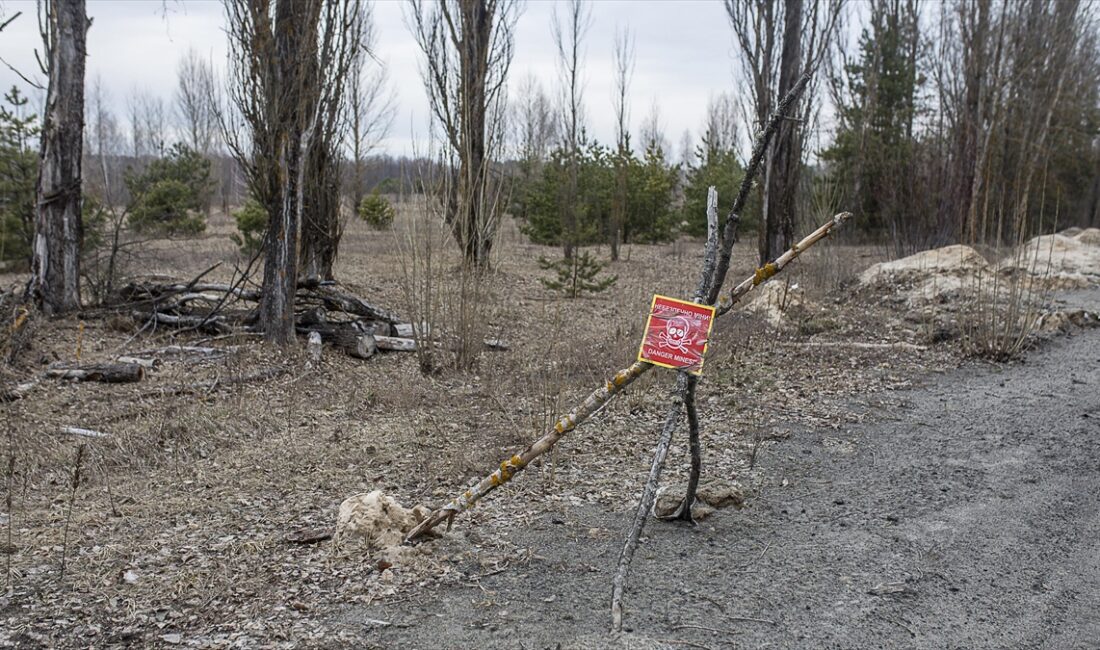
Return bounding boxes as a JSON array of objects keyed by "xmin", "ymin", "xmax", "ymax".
[
  {"xmin": 998, "ymin": 233, "xmax": 1100, "ymax": 289},
  {"xmin": 335, "ymin": 491, "xmax": 431, "ymax": 560},
  {"xmin": 744, "ymin": 281, "xmax": 818, "ymax": 327},
  {"xmin": 1075, "ymin": 228, "xmax": 1100, "ymax": 246},
  {"xmin": 859, "ymin": 245, "xmax": 989, "ymax": 288}
]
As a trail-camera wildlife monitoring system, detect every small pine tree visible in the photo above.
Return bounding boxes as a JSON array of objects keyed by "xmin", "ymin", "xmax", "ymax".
[
  {"xmin": 358, "ymin": 191, "xmax": 396, "ymax": 230},
  {"xmin": 125, "ymin": 143, "xmax": 212, "ymax": 236},
  {"xmin": 0, "ymin": 86, "xmax": 39, "ymax": 267},
  {"xmin": 230, "ymin": 198, "xmax": 268, "ymax": 253},
  {"xmin": 538, "ymin": 249, "xmax": 617, "ymax": 298}
]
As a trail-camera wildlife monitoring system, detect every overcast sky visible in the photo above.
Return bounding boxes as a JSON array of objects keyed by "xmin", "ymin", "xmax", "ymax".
[{"xmin": 0, "ymin": 1, "xmax": 760, "ymax": 158}]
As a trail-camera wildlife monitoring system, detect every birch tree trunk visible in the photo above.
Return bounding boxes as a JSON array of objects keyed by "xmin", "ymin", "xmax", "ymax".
[{"xmin": 30, "ymin": 0, "xmax": 87, "ymax": 315}]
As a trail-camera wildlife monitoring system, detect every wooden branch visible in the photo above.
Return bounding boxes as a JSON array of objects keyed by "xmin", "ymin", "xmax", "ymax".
[
  {"xmin": 611, "ymin": 372, "xmax": 689, "ymax": 631},
  {"xmin": 47, "ymin": 363, "xmax": 145, "ymax": 383},
  {"xmin": 0, "ymin": 380, "xmax": 38, "ymax": 402},
  {"xmin": 133, "ymin": 310, "xmax": 232, "ymax": 335},
  {"xmin": 299, "ymin": 321, "xmax": 378, "ymax": 359},
  {"xmin": 671, "ymin": 376, "xmax": 702, "ymax": 522},
  {"xmin": 706, "ymin": 71, "xmax": 812, "ymax": 305},
  {"xmin": 716, "ymin": 212, "xmax": 852, "ymax": 317},
  {"xmin": 60, "ymin": 426, "xmax": 109, "ymax": 438},
  {"xmin": 612, "ymin": 188, "xmax": 720, "ymax": 631},
  {"xmin": 403, "ymin": 212, "xmax": 852, "ymax": 544}
]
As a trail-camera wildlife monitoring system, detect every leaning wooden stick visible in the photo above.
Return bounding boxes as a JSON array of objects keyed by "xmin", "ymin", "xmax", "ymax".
[{"xmin": 403, "ymin": 211, "xmax": 853, "ymax": 543}]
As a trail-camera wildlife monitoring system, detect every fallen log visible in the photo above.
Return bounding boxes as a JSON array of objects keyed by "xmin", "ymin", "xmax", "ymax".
[
  {"xmin": 374, "ymin": 335, "xmax": 416, "ymax": 352},
  {"xmin": 305, "ymin": 285, "xmax": 401, "ymax": 324},
  {"xmin": 60, "ymin": 426, "xmax": 109, "ymax": 438},
  {"xmin": 299, "ymin": 321, "xmax": 378, "ymax": 359},
  {"xmin": 116, "ymin": 355, "xmax": 160, "ymax": 369},
  {"xmin": 133, "ymin": 310, "xmax": 232, "ymax": 335},
  {"xmin": 47, "ymin": 362, "xmax": 145, "ymax": 383}
]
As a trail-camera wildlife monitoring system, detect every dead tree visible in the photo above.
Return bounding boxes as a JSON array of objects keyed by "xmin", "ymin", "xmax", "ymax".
[
  {"xmin": 28, "ymin": 0, "xmax": 88, "ymax": 315},
  {"xmin": 610, "ymin": 28, "xmax": 634, "ymax": 262},
  {"xmin": 223, "ymin": 0, "xmax": 358, "ymax": 344},
  {"xmin": 175, "ymin": 48, "xmax": 220, "ymax": 158},
  {"xmin": 346, "ymin": 5, "xmax": 395, "ymax": 212},
  {"xmin": 300, "ymin": 2, "xmax": 362, "ymax": 283},
  {"xmin": 726, "ymin": 0, "xmax": 841, "ymax": 264},
  {"xmin": 763, "ymin": 0, "xmax": 803, "ymax": 262},
  {"xmin": 552, "ymin": 0, "xmax": 590, "ymax": 260},
  {"xmin": 409, "ymin": 0, "xmax": 521, "ymax": 267}
]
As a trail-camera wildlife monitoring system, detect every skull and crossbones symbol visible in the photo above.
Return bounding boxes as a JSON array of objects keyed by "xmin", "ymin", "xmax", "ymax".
[{"xmin": 657, "ymin": 315, "xmax": 693, "ymax": 353}]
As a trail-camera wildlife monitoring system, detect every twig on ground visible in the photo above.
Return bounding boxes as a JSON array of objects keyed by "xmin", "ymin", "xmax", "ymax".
[
  {"xmin": 661, "ymin": 639, "xmax": 716, "ymax": 650},
  {"xmin": 59, "ymin": 444, "xmax": 85, "ymax": 582},
  {"xmin": 60, "ymin": 426, "xmax": 110, "ymax": 438}
]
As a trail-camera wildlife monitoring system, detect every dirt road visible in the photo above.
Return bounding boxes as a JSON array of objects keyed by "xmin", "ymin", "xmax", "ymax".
[{"xmin": 331, "ymin": 291, "xmax": 1100, "ymax": 649}]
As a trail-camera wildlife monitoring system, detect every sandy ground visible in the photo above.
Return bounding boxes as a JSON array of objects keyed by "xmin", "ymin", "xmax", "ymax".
[{"xmin": 344, "ymin": 289, "xmax": 1100, "ymax": 649}]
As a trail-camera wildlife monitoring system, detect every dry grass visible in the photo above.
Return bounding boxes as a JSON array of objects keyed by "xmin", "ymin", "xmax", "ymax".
[{"xmin": 0, "ymin": 207, "xmax": 963, "ymax": 646}]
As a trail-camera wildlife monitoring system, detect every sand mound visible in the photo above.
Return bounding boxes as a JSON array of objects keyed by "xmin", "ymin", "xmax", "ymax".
[
  {"xmin": 653, "ymin": 479, "xmax": 744, "ymax": 520},
  {"xmin": 859, "ymin": 245, "xmax": 991, "ymax": 306},
  {"xmin": 335, "ymin": 490, "xmax": 431, "ymax": 559},
  {"xmin": 1075, "ymin": 228, "xmax": 1100, "ymax": 246},
  {"xmin": 744, "ymin": 281, "xmax": 816, "ymax": 327},
  {"xmin": 998, "ymin": 233, "xmax": 1100, "ymax": 288},
  {"xmin": 860, "ymin": 245, "xmax": 989, "ymax": 288}
]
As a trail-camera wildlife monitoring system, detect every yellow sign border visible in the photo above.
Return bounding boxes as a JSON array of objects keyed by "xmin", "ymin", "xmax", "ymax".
[{"xmin": 637, "ymin": 294, "xmax": 716, "ymax": 376}]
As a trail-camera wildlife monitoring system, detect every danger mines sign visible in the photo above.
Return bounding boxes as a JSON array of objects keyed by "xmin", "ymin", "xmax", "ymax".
[{"xmin": 637, "ymin": 294, "xmax": 715, "ymax": 376}]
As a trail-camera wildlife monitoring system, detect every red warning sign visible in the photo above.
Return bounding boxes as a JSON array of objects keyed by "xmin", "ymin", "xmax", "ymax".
[{"xmin": 637, "ymin": 294, "xmax": 715, "ymax": 375}]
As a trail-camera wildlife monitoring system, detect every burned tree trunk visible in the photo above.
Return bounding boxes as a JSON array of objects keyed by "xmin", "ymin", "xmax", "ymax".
[
  {"xmin": 29, "ymin": 0, "xmax": 88, "ymax": 314},
  {"xmin": 760, "ymin": 0, "xmax": 803, "ymax": 264}
]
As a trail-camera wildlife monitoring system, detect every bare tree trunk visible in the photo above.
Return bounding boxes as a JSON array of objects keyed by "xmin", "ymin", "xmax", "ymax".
[
  {"xmin": 258, "ymin": 0, "xmax": 319, "ymax": 345},
  {"xmin": 455, "ymin": 0, "xmax": 491, "ymax": 267},
  {"xmin": 554, "ymin": 0, "xmax": 589, "ymax": 260},
  {"xmin": 29, "ymin": 0, "xmax": 87, "ymax": 315},
  {"xmin": 299, "ymin": 139, "xmax": 342, "ymax": 282},
  {"xmin": 610, "ymin": 29, "xmax": 633, "ymax": 262},
  {"xmin": 409, "ymin": 0, "xmax": 518, "ymax": 268},
  {"xmin": 760, "ymin": 0, "xmax": 803, "ymax": 264}
]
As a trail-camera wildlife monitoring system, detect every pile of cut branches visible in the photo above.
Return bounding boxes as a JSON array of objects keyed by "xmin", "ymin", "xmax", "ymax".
[{"xmin": 118, "ymin": 274, "xmax": 409, "ymax": 359}]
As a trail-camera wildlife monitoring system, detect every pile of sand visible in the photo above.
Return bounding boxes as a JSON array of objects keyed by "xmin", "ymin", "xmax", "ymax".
[
  {"xmin": 1076, "ymin": 228, "xmax": 1100, "ymax": 246},
  {"xmin": 998, "ymin": 233, "xmax": 1100, "ymax": 289},
  {"xmin": 860, "ymin": 245, "xmax": 990, "ymax": 287},
  {"xmin": 335, "ymin": 490, "xmax": 431, "ymax": 560},
  {"xmin": 744, "ymin": 281, "xmax": 817, "ymax": 327},
  {"xmin": 859, "ymin": 244, "xmax": 990, "ymax": 306}
]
